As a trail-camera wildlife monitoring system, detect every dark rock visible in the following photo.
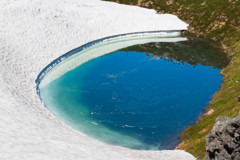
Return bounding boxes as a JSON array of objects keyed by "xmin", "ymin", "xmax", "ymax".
[{"xmin": 205, "ymin": 113, "xmax": 240, "ymax": 160}]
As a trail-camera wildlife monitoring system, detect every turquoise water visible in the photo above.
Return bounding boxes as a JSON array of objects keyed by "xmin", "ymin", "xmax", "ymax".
[{"xmin": 40, "ymin": 39, "xmax": 228, "ymax": 150}]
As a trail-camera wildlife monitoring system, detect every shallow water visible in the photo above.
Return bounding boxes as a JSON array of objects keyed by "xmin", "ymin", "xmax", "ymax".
[{"xmin": 40, "ymin": 38, "xmax": 228, "ymax": 150}]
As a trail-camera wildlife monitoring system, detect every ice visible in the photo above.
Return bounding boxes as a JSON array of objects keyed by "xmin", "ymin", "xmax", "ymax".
[{"xmin": 38, "ymin": 36, "xmax": 188, "ymax": 89}]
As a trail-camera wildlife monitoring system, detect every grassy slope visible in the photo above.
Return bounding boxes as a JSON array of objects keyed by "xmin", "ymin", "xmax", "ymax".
[{"xmin": 105, "ymin": 0, "xmax": 240, "ymax": 159}]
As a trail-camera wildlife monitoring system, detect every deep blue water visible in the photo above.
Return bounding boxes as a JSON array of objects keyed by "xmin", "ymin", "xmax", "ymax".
[{"xmin": 40, "ymin": 40, "xmax": 228, "ymax": 150}]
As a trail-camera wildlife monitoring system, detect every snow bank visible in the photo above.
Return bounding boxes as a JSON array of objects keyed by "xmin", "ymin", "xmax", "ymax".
[
  {"xmin": 0, "ymin": 0, "xmax": 194, "ymax": 159},
  {"xmin": 38, "ymin": 35, "xmax": 187, "ymax": 89}
]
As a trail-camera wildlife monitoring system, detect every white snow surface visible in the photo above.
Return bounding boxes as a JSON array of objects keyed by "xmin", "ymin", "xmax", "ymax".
[{"xmin": 0, "ymin": 0, "xmax": 195, "ymax": 159}]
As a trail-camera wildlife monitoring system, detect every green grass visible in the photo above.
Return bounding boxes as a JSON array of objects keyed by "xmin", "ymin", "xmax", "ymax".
[{"xmin": 105, "ymin": 0, "xmax": 240, "ymax": 159}]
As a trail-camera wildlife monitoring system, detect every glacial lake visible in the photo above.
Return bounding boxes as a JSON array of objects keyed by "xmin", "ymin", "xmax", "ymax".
[{"xmin": 39, "ymin": 37, "xmax": 229, "ymax": 150}]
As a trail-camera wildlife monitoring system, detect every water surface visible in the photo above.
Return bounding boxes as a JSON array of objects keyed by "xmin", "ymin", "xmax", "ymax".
[{"xmin": 40, "ymin": 38, "xmax": 228, "ymax": 150}]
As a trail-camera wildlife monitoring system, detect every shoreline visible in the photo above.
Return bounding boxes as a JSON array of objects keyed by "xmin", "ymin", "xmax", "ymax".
[
  {"xmin": 36, "ymin": 31, "xmax": 184, "ymax": 88},
  {"xmin": 175, "ymin": 34, "xmax": 231, "ymax": 149},
  {"xmin": 37, "ymin": 34, "xmax": 191, "ymax": 151}
]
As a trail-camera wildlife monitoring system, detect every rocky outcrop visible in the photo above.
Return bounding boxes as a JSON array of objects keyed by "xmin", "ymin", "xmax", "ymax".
[{"xmin": 205, "ymin": 113, "xmax": 240, "ymax": 160}]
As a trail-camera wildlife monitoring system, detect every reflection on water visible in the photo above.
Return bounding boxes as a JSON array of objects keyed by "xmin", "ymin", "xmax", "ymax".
[
  {"xmin": 121, "ymin": 37, "xmax": 229, "ymax": 69},
  {"xmin": 40, "ymin": 38, "xmax": 229, "ymax": 150}
]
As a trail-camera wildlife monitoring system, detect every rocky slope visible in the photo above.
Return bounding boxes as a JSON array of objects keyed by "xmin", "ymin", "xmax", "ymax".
[{"xmin": 205, "ymin": 113, "xmax": 240, "ymax": 160}]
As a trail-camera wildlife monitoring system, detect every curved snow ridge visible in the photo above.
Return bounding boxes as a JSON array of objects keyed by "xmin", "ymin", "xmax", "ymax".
[
  {"xmin": 37, "ymin": 31, "xmax": 185, "ymax": 89},
  {"xmin": 0, "ymin": 0, "xmax": 194, "ymax": 159}
]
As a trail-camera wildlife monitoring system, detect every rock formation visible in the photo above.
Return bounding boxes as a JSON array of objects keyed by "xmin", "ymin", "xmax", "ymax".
[{"xmin": 205, "ymin": 113, "xmax": 240, "ymax": 160}]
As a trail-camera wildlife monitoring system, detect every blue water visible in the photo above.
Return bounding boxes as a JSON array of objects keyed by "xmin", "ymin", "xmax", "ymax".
[{"xmin": 40, "ymin": 41, "xmax": 227, "ymax": 150}]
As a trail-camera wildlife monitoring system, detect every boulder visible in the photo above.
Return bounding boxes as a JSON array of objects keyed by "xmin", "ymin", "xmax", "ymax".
[{"xmin": 205, "ymin": 113, "xmax": 240, "ymax": 160}]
